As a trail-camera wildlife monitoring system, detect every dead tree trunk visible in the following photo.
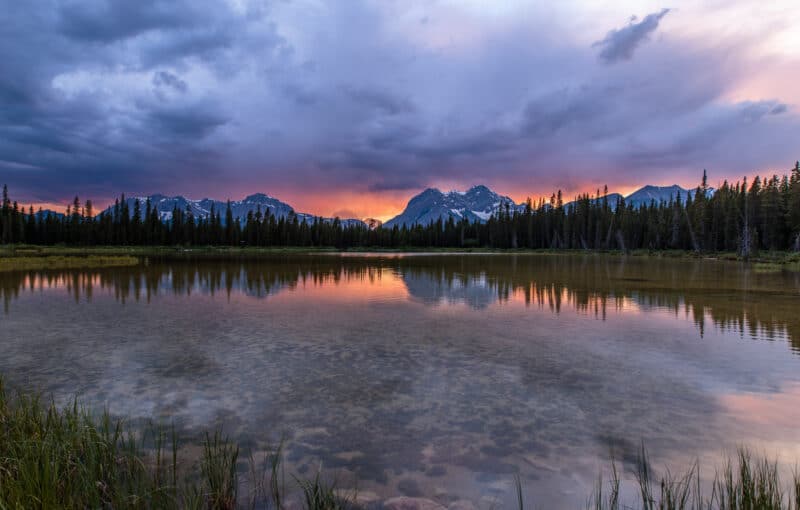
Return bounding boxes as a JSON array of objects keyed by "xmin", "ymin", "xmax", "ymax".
[
  {"xmin": 615, "ymin": 230, "xmax": 627, "ymax": 254},
  {"xmin": 605, "ymin": 217, "xmax": 615, "ymax": 249},
  {"xmin": 740, "ymin": 190, "xmax": 752, "ymax": 260},
  {"xmin": 682, "ymin": 207, "xmax": 700, "ymax": 252}
]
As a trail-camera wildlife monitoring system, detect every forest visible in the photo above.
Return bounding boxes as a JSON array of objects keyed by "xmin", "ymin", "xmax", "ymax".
[{"xmin": 2, "ymin": 163, "xmax": 800, "ymax": 254}]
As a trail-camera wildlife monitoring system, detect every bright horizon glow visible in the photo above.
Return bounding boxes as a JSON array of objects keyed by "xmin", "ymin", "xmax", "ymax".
[{"xmin": 21, "ymin": 167, "xmax": 794, "ymax": 222}]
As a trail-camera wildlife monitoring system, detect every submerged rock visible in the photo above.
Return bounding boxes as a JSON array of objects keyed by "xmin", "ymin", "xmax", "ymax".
[
  {"xmin": 397, "ymin": 478, "xmax": 423, "ymax": 497},
  {"xmin": 383, "ymin": 496, "xmax": 447, "ymax": 510},
  {"xmin": 448, "ymin": 501, "xmax": 479, "ymax": 510}
]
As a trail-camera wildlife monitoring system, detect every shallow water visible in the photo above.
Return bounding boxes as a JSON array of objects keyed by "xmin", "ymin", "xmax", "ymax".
[{"xmin": 2, "ymin": 253, "xmax": 800, "ymax": 508}]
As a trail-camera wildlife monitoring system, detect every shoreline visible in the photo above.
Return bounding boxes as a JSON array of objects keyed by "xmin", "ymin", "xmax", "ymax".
[
  {"xmin": 1, "ymin": 245, "xmax": 799, "ymax": 272},
  {"xmin": 2, "ymin": 243, "xmax": 799, "ymax": 258}
]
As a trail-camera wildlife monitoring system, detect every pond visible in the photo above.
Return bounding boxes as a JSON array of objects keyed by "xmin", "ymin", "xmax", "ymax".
[{"xmin": 2, "ymin": 253, "xmax": 800, "ymax": 508}]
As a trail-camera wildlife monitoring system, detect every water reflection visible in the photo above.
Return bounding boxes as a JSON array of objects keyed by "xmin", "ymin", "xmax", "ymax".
[
  {"xmin": 2, "ymin": 254, "xmax": 800, "ymax": 508},
  {"xmin": 4, "ymin": 255, "xmax": 799, "ymax": 352}
]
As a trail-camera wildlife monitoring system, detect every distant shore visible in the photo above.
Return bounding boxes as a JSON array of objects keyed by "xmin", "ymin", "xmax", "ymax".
[{"xmin": 1, "ymin": 245, "xmax": 799, "ymax": 273}]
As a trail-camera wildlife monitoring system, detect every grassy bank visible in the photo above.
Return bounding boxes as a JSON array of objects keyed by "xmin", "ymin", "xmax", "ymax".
[
  {"xmin": 2, "ymin": 244, "xmax": 800, "ymax": 265},
  {"xmin": 0, "ymin": 254, "xmax": 139, "ymax": 272},
  {"xmin": 2, "ymin": 380, "xmax": 800, "ymax": 509}
]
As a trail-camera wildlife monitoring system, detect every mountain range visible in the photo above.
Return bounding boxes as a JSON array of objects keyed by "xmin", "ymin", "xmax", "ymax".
[
  {"xmin": 384, "ymin": 183, "xmax": 712, "ymax": 227},
  {"xmin": 383, "ymin": 185, "xmax": 523, "ymax": 228},
  {"xmin": 37, "ymin": 183, "xmax": 710, "ymax": 227},
  {"xmin": 624, "ymin": 184, "xmax": 709, "ymax": 209},
  {"xmin": 101, "ymin": 193, "xmax": 365, "ymax": 227}
]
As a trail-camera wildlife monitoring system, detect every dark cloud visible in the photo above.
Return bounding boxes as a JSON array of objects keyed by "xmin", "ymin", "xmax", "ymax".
[
  {"xmin": 740, "ymin": 100, "xmax": 788, "ymax": 122},
  {"xmin": 57, "ymin": 0, "xmax": 197, "ymax": 42},
  {"xmin": 0, "ymin": 0, "xmax": 273, "ymax": 202},
  {"xmin": 593, "ymin": 9, "xmax": 670, "ymax": 64},
  {"xmin": 281, "ymin": 84, "xmax": 318, "ymax": 106},
  {"xmin": 364, "ymin": 122, "xmax": 423, "ymax": 151},
  {"xmin": 617, "ymin": 97, "xmax": 795, "ymax": 173},
  {"xmin": 153, "ymin": 71, "xmax": 188, "ymax": 93},
  {"xmin": 331, "ymin": 208, "xmax": 359, "ymax": 218},
  {"xmin": 367, "ymin": 178, "xmax": 427, "ymax": 192},
  {"xmin": 407, "ymin": 130, "xmax": 513, "ymax": 160},
  {"xmin": 771, "ymin": 103, "xmax": 788, "ymax": 115},
  {"xmin": 147, "ymin": 104, "xmax": 228, "ymax": 139},
  {"xmin": 522, "ymin": 86, "xmax": 614, "ymax": 137},
  {"xmin": 342, "ymin": 86, "xmax": 415, "ymax": 115},
  {"xmin": 137, "ymin": 26, "xmax": 236, "ymax": 68},
  {"xmin": 1, "ymin": 0, "xmax": 799, "ymax": 209},
  {"xmin": 57, "ymin": 0, "xmax": 285, "ymax": 73}
]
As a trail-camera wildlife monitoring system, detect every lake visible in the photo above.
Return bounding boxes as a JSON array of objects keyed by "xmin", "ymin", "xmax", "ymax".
[{"xmin": 2, "ymin": 253, "xmax": 800, "ymax": 508}]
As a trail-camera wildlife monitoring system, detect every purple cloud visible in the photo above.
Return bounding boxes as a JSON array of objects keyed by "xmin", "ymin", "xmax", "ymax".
[
  {"xmin": 0, "ymin": 1, "xmax": 798, "ymax": 211},
  {"xmin": 593, "ymin": 9, "xmax": 671, "ymax": 64}
]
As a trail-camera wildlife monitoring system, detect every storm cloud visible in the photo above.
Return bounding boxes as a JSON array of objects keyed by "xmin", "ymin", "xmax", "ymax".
[
  {"xmin": 593, "ymin": 9, "xmax": 671, "ymax": 64},
  {"xmin": 1, "ymin": 0, "xmax": 799, "ymax": 217}
]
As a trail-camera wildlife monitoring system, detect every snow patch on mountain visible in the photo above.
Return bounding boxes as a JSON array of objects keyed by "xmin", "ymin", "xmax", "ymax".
[
  {"xmin": 384, "ymin": 185, "xmax": 524, "ymax": 228},
  {"xmin": 102, "ymin": 194, "xmax": 366, "ymax": 227},
  {"xmin": 624, "ymin": 185, "xmax": 714, "ymax": 209},
  {"xmin": 385, "ymin": 182, "xmax": 717, "ymax": 227}
]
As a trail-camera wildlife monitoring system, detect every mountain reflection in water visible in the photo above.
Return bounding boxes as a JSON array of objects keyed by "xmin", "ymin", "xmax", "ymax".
[{"xmin": 4, "ymin": 255, "xmax": 799, "ymax": 351}]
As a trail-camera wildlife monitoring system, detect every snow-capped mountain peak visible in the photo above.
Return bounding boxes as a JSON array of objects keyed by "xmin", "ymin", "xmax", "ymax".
[
  {"xmin": 384, "ymin": 185, "xmax": 523, "ymax": 228},
  {"xmin": 101, "ymin": 193, "xmax": 364, "ymax": 227},
  {"xmin": 624, "ymin": 184, "xmax": 714, "ymax": 208}
]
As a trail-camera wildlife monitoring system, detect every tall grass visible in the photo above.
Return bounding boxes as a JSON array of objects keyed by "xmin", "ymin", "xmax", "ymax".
[
  {"xmin": 295, "ymin": 467, "xmax": 355, "ymax": 510},
  {"xmin": 582, "ymin": 446, "xmax": 800, "ymax": 510},
  {"xmin": 589, "ymin": 456, "xmax": 620, "ymax": 510},
  {"xmin": 0, "ymin": 378, "xmax": 179, "ymax": 508},
  {"xmin": 0, "ymin": 379, "xmax": 356, "ymax": 509}
]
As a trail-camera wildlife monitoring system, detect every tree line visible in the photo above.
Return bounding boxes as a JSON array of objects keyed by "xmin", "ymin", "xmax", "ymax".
[{"xmin": 3, "ymin": 162, "xmax": 800, "ymax": 253}]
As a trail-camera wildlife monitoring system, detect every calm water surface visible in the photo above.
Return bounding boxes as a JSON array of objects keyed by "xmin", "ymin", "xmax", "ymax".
[{"xmin": 2, "ymin": 254, "xmax": 800, "ymax": 508}]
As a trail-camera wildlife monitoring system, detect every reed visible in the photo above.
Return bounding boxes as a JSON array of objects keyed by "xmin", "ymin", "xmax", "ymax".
[
  {"xmin": 0, "ymin": 378, "xmax": 358, "ymax": 509},
  {"xmin": 580, "ymin": 446, "xmax": 800, "ymax": 510}
]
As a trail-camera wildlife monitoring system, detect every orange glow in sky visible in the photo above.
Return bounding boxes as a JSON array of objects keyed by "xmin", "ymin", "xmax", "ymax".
[{"xmin": 22, "ymin": 171, "xmax": 774, "ymax": 221}]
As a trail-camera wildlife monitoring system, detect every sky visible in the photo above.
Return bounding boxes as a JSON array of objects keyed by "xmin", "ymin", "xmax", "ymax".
[{"xmin": 1, "ymin": 0, "xmax": 799, "ymax": 221}]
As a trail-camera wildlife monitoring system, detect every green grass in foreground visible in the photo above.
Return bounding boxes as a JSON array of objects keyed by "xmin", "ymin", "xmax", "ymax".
[{"xmin": 1, "ymin": 379, "xmax": 800, "ymax": 509}]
